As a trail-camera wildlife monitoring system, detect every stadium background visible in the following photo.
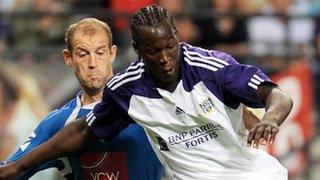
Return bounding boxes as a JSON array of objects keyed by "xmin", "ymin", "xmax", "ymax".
[{"xmin": 0, "ymin": 0, "xmax": 319, "ymax": 179}]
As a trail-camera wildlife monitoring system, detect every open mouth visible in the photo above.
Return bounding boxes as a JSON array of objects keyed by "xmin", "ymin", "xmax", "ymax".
[{"xmin": 164, "ymin": 68, "xmax": 173, "ymax": 74}]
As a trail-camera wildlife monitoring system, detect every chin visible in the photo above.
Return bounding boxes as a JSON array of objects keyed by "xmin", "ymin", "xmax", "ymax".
[
  {"xmin": 86, "ymin": 82, "xmax": 104, "ymax": 91},
  {"xmin": 87, "ymin": 86, "xmax": 104, "ymax": 94},
  {"xmin": 164, "ymin": 74, "xmax": 177, "ymax": 82}
]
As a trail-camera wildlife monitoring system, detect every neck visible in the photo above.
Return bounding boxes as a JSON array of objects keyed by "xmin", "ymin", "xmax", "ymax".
[
  {"xmin": 157, "ymin": 69, "xmax": 181, "ymax": 92},
  {"xmin": 157, "ymin": 79, "xmax": 179, "ymax": 92},
  {"xmin": 80, "ymin": 89, "xmax": 103, "ymax": 106}
]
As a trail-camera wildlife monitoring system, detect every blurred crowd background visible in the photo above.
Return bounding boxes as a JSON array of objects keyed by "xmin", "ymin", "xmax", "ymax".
[{"xmin": 0, "ymin": 0, "xmax": 319, "ymax": 179}]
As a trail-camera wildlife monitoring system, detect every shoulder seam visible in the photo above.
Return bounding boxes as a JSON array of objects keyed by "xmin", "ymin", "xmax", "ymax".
[
  {"xmin": 107, "ymin": 62, "xmax": 145, "ymax": 91},
  {"xmin": 182, "ymin": 46, "xmax": 229, "ymax": 72}
]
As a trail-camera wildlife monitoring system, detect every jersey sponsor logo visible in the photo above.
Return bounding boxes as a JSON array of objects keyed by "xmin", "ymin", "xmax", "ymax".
[
  {"xmin": 199, "ymin": 97, "xmax": 214, "ymax": 114},
  {"xmin": 167, "ymin": 123, "xmax": 223, "ymax": 148},
  {"xmin": 80, "ymin": 151, "xmax": 129, "ymax": 180},
  {"xmin": 81, "ymin": 152, "xmax": 109, "ymax": 169},
  {"xmin": 90, "ymin": 171, "xmax": 119, "ymax": 180},
  {"xmin": 156, "ymin": 136, "xmax": 170, "ymax": 151}
]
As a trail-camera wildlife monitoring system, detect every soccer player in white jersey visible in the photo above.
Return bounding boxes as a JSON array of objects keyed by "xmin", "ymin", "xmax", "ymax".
[{"xmin": 0, "ymin": 5, "xmax": 293, "ymax": 180}]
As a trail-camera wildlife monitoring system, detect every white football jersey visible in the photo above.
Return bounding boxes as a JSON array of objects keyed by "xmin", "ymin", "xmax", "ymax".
[{"xmin": 87, "ymin": 43, "xmax": 287, "ymax": 180}]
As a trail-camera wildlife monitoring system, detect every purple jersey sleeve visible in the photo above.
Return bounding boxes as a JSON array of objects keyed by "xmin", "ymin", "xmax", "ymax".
[
  {"xmin": 181, "ymin": 43, "xmax": 277, "ymax": 109},
  {"xmin": 86, "ymin": 88, "xmax": 133, "ymax": 140},
  {"xmin": 222, "ymin": 62, "xmax": 276, "ymax": 108}
]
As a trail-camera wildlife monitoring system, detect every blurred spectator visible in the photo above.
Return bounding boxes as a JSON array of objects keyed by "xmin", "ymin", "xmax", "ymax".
[
  {"xmin": 236, "ymin": 0, "xmax": 269, "ymax": 14},
  {"xmin": 313, "ymin": 18, "xmax": 320, "ymax": 120},
  {"xmin": 66, "ymin": 0, "xmax": 107, "ymax": 9},
  {"xmin": 309, "ymin": 0, "xmax": 320, "ymax": 15},
  {"xmin": 314, "ymin": 18, "xmax": 320, "ymax": 61},
  {"xmin": 0, "ymin": 64, "xmax": 19, "ymax": 160},
  {"xmin": 175, "ymin": 16, "xmax": 199, "ymax": 44},
  {"xmin": 247, "ymin": 0, "xmax": 314, "ymax": 58},
  {"xmin": 0, "ymin": 61, "xmax": 56, "ymax": 179},
  {"xmin": 8, "ymin": 0, "xmax": 69, "ymax": 46},
  {"xmin": 0, "ymin": 62, "xmax": 49, "ymax": 160},
  {"xmin": 0, "ymin": 0, "xmax": 30, "ymax": 12},
  {"xmin": 157, "ymin": 0, "xmax": 200, "ymax": 44},
  {"xmin": 253, "ymin": 55, "xmax": 287, "ymax": 75},
  {"xmin": 0, "ymin": 19, "xmax": 11, "ymax": 56},
  {"xmin": 110, "ymin": 0, "xmax": 154, "ymax": 46},
  {"xmin": 33, "ymin": 0, "xmax": 68, "ymax": 45},
  {"xmin": 156, "ymin": 0, "xmax": 186, "ymax": 13},
  {"xmin": 192, "ymin": 0, "xmax": 248, "ymax": 61}
]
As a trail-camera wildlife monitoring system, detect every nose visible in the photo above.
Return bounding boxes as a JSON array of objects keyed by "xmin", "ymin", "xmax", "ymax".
[
  {"xmin": 159, "ymin": 50, "xmax": 170, "ymax": 65},
  {"xmin": 88, "ymin": 53, "xmax": 98, "ymax": 69}
]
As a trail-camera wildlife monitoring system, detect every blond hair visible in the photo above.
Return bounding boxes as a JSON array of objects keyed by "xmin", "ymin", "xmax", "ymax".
[{"xmin": 65, "ymin": 18, "xmax": 113, "ymax": 51}]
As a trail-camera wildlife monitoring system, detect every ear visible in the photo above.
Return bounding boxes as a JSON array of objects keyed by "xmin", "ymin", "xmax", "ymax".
[
  {"xmin": 110, "ymin": 45, "xmax": 117, "ymax": 63},
  {"xmin": 173, "ymin": 28, "xmax": 180, "ymax": 42},
  {"xmin": 62, "ymin": 49, "xmax": 73, "ymax": 66},
  {"xmin": 132, "ymin": 41, "xmax": 140, "ymax": 57}
]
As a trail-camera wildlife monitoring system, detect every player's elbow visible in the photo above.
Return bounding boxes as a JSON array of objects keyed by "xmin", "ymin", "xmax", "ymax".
[
  {"xmin": 287, "ymin": 96, "xmax": 293, "ymax": 112},
  {"xmin": 281, "ymin": 90, "xmax": 293, "ymax": 114},
  {"xmin": 275, "ymin": 89, "xmax": 294, "ymax": 125}
]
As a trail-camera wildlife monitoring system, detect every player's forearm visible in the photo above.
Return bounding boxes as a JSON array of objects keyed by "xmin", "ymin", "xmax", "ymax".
[
  {"xmin": 14, "ymin": 118, "xmax": 95, "ymax": 171},
  {"xmin": 261, "ymin": 87, "xmax": 293, "ymax": 126}
]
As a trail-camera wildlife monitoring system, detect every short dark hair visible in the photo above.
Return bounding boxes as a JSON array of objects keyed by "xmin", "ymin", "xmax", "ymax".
[{"xmin": 130, "ymin": 5, "xmax": 177, "ymax": 45}]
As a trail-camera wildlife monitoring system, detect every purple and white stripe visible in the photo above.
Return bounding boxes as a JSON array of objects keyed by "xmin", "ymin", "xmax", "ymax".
[
  {"xmin": 86, "ymin": 111, "xmax": 96, "ymax": 126},
  {"xmin": 107, "ymin": 62, "xmax": 145, "ymax": 91},
  {"xmin": 248, "ymin": 74, "xmax": 265, "ymax": 89},
  {"xmin": 183, "ymin": 46, "xmax": 229, "ymax": 71}
]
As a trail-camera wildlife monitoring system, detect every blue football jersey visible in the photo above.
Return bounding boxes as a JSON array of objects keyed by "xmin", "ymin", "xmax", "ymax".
[{"xmin": 7, "ymin": 93, "xmax": 162, "ymax": 180}]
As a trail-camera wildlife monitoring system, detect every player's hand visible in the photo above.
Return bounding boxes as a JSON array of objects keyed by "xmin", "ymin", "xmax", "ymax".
[
  {"xmin": 243, "ymin": 107, "xmax": 261, "ymax": 130},
  {"xmin": 247, "ymin": 119, "xmax": 279, "ymax": 148},
  {"xmin": 0, "ymin": 162, "xmax": 23, "ymax": 180}
]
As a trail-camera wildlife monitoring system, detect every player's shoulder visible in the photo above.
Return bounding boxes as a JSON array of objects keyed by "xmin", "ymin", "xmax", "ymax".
[
  {"xmin": 180, "ymin": 42, "xmax": 239, "ymax": 72},
  {"xmin": 106, "ymin": 60, "xmax": 145, "ymax": 91},
  {"xmin": 42, "ymin": 97, "xmax": 77, "ymax": 123}
]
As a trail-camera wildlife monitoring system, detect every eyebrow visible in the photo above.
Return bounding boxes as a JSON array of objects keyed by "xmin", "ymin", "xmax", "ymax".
[
  {"xmin": 145, "ymin": 37, "xmax": 176, "ymax": 49},
  {"xmin": 145, "ymin": 43, "xmax": 155, "ymax": 48},
  {"xmin": 75, "ymin": 45, "xmax": 107, "ymax": 52},
  {"xmin": 75, "ymin": 47, "xmax": 88, "ymax": 51},
  {"xmin": 96, "ymin": 46, "xmax": 108, "ymax": 50},
  {"xmin": 74, "ymin": 47, "xmax": 89, "ymax": 54}
]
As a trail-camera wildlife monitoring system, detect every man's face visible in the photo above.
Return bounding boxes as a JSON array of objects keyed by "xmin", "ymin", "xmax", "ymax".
[
  {"xmin": 63, "ymin": 28, "xmax": 116, "ymax": 93},
  {"xmin": 134, "ymin": 23, "xmax": 180, "ymax": 89}
]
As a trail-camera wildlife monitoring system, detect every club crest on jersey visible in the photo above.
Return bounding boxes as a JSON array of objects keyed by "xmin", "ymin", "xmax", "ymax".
[
  {"xmin": 199, "ymin": 97, "xmax": 214, "ymax": 114},
  {"xmin": 156, "ymin": 136, "xmax": 170, "ymax": 151}
]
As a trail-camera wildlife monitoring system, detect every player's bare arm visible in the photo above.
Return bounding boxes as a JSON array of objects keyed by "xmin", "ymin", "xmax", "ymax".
[
  {"xmin": 0, "ymin": 118, "xmax": 97, "ymax": 179},
  {"xmin": 247, "ymin": 84, "xmax": 293, "ymax": 148}
]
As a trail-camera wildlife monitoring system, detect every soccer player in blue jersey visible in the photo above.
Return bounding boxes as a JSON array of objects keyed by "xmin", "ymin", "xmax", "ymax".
[
  {"xmin": 1, "ymin": 18, "xmax": 162, "ymax": 180},
  {"xmin": 0, "ymin": 5, "xmax": 293, "ymax": 180}
]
